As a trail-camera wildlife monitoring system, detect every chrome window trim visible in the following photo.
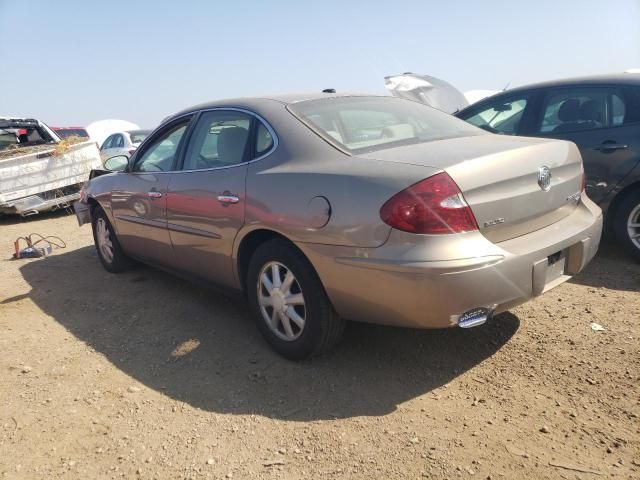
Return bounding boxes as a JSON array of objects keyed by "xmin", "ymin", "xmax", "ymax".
[{"xmin": 127, "ymin": 107, "xmax": 279, "ymax": 176}]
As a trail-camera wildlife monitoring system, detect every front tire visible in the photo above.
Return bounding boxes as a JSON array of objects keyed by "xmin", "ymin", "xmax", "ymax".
[
  {"xmin": 91, "ymin": 207, "xmax": 133, "ymax": 273},
  {"xmin": 613, "ymin": 190, "xmax": 640, "ymax": 262},
  {"xmin": 247, "ymin": 239, "xmax": 344, "ymax": 360}
]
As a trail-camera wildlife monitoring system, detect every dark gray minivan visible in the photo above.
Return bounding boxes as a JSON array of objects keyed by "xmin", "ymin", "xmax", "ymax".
[{"xmin": 456, "ymin": 74, "xmax": 640, "ymax": 260}]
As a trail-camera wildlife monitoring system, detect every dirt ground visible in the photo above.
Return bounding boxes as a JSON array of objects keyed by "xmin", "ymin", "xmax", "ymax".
[{"xmin": 1, "ymin": 210, "xmax": 638, "ymax": 480}]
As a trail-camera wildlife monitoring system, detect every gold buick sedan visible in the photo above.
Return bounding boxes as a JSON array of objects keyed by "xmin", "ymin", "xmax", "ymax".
[{"xmin": 75, "ymin": 93, "xmax": 603, "ymax": 359}]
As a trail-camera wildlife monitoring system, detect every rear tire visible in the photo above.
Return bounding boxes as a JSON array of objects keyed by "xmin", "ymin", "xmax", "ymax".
[
  {"xmin": 91, "ymin": 207, "xmax": 133, "ymax": 273},
  {"xmin": 247, "ymin": 239, "xmax": 344, "ymax": 360},
  {"xmin": 613, "ymin": 189, "xmax": 640, "ymax": 262}
]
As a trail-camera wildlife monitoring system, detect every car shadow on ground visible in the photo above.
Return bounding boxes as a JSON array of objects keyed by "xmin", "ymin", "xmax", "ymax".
[
  {"xmin": 18, "ymin": 246, "xmax": 520, "ymax": 421},
  {"xmin": 569, "ymin": 236, "xmax": 639, "ymax": 291}
]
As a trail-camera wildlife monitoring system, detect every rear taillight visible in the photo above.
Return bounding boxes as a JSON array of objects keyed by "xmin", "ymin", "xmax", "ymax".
[
  {"xmin": 380, "ymin": 172, "xmax": 478, "ymax": 234},
  {"xmin": 128, "ymin": 149, "xmax": 136, "ymax": 155}
]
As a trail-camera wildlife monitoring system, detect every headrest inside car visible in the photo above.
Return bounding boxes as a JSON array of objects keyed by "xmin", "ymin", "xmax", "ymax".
[{"xmin": 557, "ymin": 99, "xmax": 580, "ymax": 122}]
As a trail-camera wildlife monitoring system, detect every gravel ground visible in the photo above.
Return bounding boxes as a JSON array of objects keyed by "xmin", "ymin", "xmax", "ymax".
[{"xmin": 1, "ymin": 210, "xmax": 638, "ymax": 479}]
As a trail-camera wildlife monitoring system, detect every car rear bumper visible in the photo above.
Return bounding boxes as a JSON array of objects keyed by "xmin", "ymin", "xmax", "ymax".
[{"xmin": 297, "ymin": 197, "xmax": 603, "ymax": 329}]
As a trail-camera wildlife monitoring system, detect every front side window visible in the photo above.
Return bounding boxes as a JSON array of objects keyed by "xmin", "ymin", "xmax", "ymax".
[
  {"xmin": 182, "ymin": 111, "xmax": 251, "ymax": 170},
  {"xmin": 133, "ymin": 123, "xmax": 188, "ymax": 172},
  {"xmin": 290, "ymin": 96, "xmax": 482, "ymax": 154},
  {"xmin": 129, "ymin": 131, "xmax": 149, "ymax": 144},
  {"xmin": 462, "ymin": 97, "xmax": 528, "ymax": 135},
  {"xmin": 537, "ymin": 87, "xmax": 624, "ymax": 133}
]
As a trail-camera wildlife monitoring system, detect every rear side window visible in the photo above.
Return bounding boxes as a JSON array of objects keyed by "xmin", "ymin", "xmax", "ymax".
[
  {"xmin": 461, "ymin": 97, "xmax": 528, "ymax": 135},
  {"xmin": 255, "ymin": 122, "xmax": 274, "ymax": 156},
  {"xmin": 537, "ymin": 87, "xmax": 625, "ymax": 133},
  {"xmin": 182, "ymin": 111, "xmax": 251, "ymax": 170},
  {"xmin": 290, "ymin": 96, "xmax": 481, "ymax": 154},
  {"xmin": 129, "ymin": 132, "xmax": 149, "ymax": 144}
]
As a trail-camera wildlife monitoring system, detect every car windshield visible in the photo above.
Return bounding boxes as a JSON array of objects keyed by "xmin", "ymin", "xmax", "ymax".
[
  {"xmin": 289, "ymin": 96, "xmax": 483, "ymax": 154},
  {"xmin": 128, "ymin": 130, "xmax": 150, "ymax": 144}
]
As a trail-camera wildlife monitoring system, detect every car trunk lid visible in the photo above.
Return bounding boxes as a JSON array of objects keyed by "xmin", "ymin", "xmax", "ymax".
[
  {"xmin": 356, "ymin": 135, "xmax": 584, "ymax": 243},
  {"xmin": 385, "ymin": 73, "xmax": 470, "ymax": 114}
]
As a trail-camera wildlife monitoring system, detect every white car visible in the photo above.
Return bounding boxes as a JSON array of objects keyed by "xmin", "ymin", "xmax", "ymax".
[{"xmin": 99, "ymin": 129, "xmax": 150, "ymax": 162}]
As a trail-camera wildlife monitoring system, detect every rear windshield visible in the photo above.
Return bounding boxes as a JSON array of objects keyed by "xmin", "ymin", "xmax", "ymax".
[
  {"xmin": 289, "ymin": 96, "xmax": 482, "ymax": 154},
  {"xmin": 129, "ymin": 131, "xmax": 150, "ymax": 144}
]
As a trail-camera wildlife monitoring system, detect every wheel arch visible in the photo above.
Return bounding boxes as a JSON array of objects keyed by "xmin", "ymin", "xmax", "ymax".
[
  {"xmin": 86, "ymin": 195, "xmax": 118, "ymax": 230},
  {"xmin": 87, "ymin": 196, "xmax": 100, "ymax": 214},
  {"xmin": 234, "ymin": 228, "xmax": 316, "ymax": 296},
  {"xmin": 606, "ymin": 180, "xmax": 640, "ymax": 228}
]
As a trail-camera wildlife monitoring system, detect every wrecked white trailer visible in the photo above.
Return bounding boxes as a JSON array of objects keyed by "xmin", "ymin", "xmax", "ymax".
[{"xmin": 0, "ymin": 118, "xmax": 102, "ymax": 216}]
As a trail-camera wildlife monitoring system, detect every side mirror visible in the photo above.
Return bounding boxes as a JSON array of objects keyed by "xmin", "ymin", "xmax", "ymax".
[{"xmin": 103, "ymin": 155, "xmax": 130, "ymax": 172}]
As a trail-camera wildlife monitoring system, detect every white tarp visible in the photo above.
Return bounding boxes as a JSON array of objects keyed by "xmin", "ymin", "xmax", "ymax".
[
  {"xmin": 86, "ymin": 119, "xmax": 140, "ymax": 147},
  {"xmin": 385, "ymin": 73, "xmax": 469, "ymax": 114}
]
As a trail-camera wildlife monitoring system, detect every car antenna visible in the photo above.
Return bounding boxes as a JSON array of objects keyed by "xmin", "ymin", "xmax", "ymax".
[
  {"xmin": 502, "ymin": 82, "xmax": 510, "ymax": 91},
  {"xmin": 322, "ymin": 88, "xmax": 336, "ymax": 93}
]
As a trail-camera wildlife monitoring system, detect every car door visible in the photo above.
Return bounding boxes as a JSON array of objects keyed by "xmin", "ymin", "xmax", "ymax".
[
  {"xmin": 111, "ymin": 118, "xmax": 192, "ymax": 265},
  {"xmin": 532, "ymin": 85, "xmax": 640, "ymax": 204},
  {"xmin": 165, "ymin": 109, "xmax": 275, "ymax": 287}
]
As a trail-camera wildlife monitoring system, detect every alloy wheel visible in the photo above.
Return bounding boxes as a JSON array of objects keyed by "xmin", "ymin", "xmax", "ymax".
[
  {"xmin": 96, "ymin": 217, "xmax": 114, "ymax": 264},
  {"xmin": 257, "ymin": 261, "xmax": 306, "ymax": 341},
  {"xmin": 627, "ymin": 204, "xmax": 640, "ymax": 250}
]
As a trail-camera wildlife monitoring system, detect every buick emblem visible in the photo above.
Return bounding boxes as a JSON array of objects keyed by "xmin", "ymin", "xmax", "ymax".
[{"xmin": 538, "ymin": 166, "xmax": 552, "ymax": 191}]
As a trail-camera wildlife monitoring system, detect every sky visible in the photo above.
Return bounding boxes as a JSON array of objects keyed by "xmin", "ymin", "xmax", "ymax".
[{"xmin": 1, "ymin": 0, "xmax": 639, "ymax": 128}]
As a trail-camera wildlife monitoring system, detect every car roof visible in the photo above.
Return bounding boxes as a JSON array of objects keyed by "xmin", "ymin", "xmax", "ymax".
[
  {"xmin": 456, "ymin": 73, "xmax": 640, "ymax": 116},
  {"xmin": 164, "ymin": 92, "xmax": 383, "ymax": 123},
  {"xmin": 503, "ymin": 73, "xmax": 640, "ymax": 94}
]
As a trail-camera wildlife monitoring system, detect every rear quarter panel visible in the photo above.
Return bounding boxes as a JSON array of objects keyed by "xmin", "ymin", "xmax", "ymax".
[{"xmin": 243, "ymin": 102, "xmax": 439, "ymax": 247}]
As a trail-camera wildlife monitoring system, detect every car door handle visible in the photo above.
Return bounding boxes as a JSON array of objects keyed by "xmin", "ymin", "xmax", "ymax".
[
  {"xmin": 594, "ymin": 143, "xmax": 628, "ymax": 151},
  {"xmin": 217, "ymin": 194, "xmax": 240, "ymax": 204},
  {"xmin": 147, "ymin": 191, "xmax": 163, "ymax": 199}
]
